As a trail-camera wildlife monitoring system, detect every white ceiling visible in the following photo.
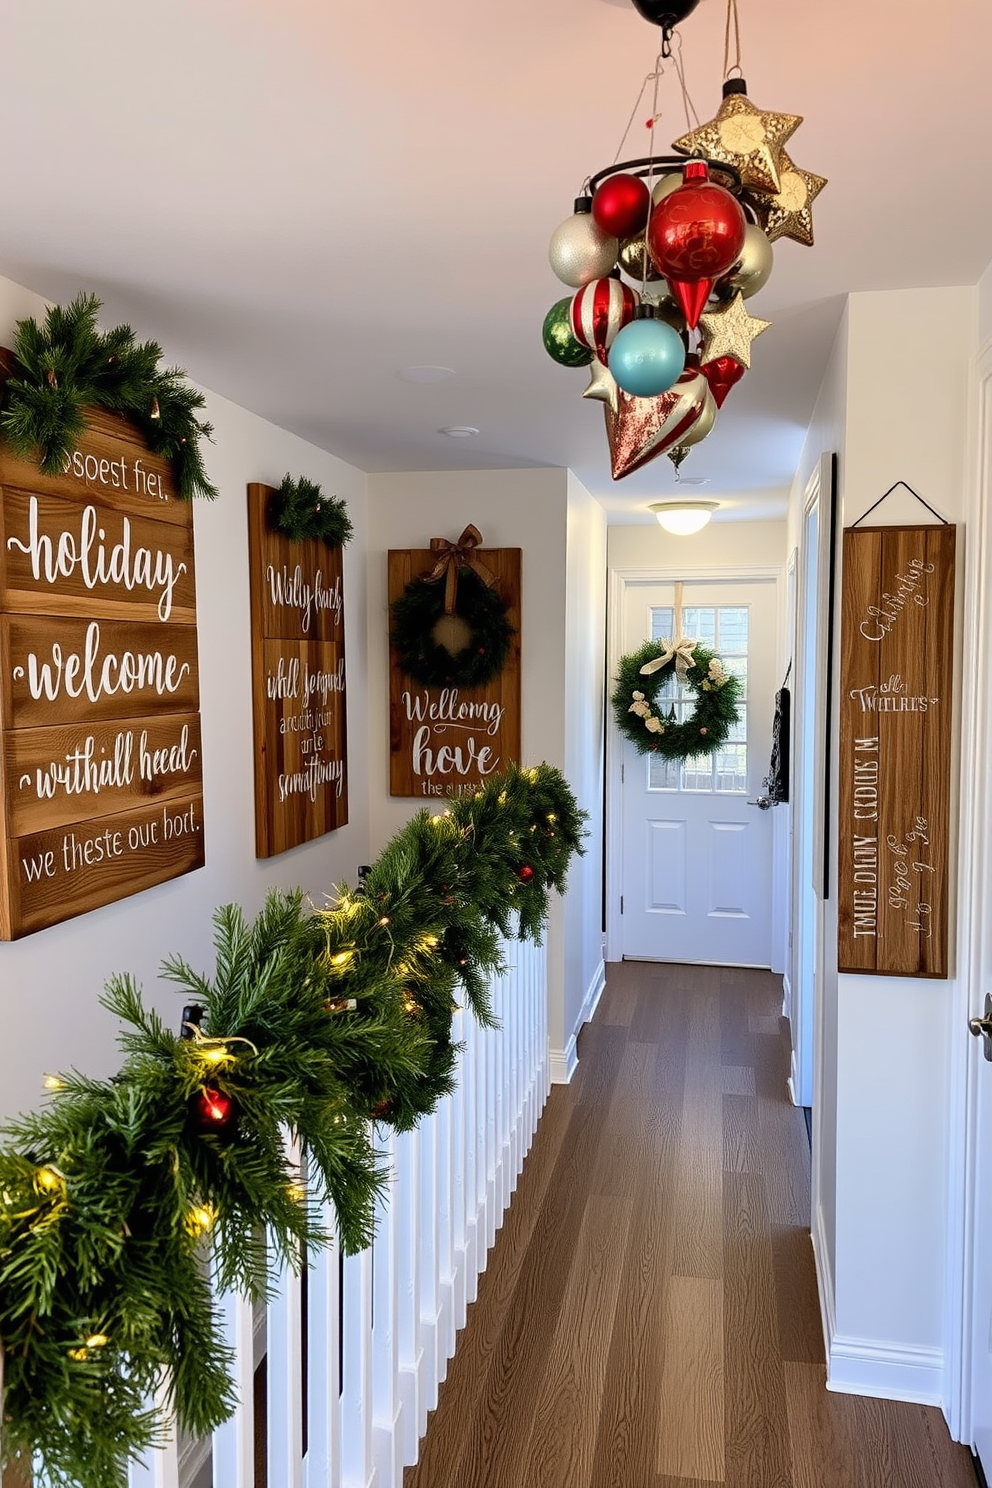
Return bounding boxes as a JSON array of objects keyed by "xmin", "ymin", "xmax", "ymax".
[{"xmin": 1, "ymin": 0, "xmax": 990, "ymax": 524}]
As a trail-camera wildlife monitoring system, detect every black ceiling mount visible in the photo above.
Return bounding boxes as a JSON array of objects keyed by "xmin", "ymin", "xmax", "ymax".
[{"xmin": 629, "ymin": 0, "xmax": 702, "ymax": 30}]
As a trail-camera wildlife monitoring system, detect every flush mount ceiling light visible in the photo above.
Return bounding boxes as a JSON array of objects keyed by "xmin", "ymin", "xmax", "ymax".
[
  {"xmin": 542, "ymin": 0, "xmax": 825, "ymax": 483},
  {"xmin": 649, "ymin": 500, "xmax": 718, "ymax": 535},
  {"xmin": 439, "ymin": 425, "xmax": 479, "ymax": 438}
]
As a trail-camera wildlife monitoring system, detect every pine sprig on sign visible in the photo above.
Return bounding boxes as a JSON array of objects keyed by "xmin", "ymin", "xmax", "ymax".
[
  {"xmin": 0, "ymin": 292, "xmax": 218, "ymax": 500},
  {"xmin": 0, "ymin": 762, "xmax": 587, "ymax": 1488},
  {"xmin": 268, "ymin": 473, "xmax": 353, "ymax": 546}
]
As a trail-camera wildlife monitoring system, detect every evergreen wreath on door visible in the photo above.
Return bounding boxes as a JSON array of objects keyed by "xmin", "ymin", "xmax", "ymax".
[{"xmin": 611, "ymin": 583, "xmax": 742, "ymax": 761}]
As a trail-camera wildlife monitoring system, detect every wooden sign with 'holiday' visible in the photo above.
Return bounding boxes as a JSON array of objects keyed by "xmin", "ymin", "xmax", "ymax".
[
  {"xmin": 246, "ymin": 484, "xmax": 348, "ymax": 856},
  {"xmin": 0, "ymin": 408, "xmax": 205, "ymax": 939},
  {"xmin": 388, "ymin": 541, "xmax": 521, "ymax": 799},
  {"xmin": 837, "ymin": 523, "xmax": 955, "ymax": 977}
]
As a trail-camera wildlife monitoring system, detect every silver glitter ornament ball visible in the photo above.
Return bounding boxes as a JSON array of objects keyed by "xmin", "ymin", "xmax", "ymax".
[{"xmin": 549, "ymin": 202, "xmax": 618, "ymax": 288}]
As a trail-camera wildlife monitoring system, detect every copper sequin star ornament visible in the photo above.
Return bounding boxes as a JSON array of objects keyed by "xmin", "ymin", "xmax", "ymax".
[
  {"xmin": 747, "ymin": 151, "xmax": 827, "ymax": 246},
  {"xmin": 698, "ymin": 291, "xmax": 770, "ymax": 369},
  {"xmin": 672, "ymin": 79, "xmax": 800, "ymax": 196}
]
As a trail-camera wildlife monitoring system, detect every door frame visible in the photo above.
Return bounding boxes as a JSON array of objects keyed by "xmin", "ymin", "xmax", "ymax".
[
  {"xmin": 789, "ymin": 454, "xmax": 837, "ymax": 1109},
  {"xmin": 945, "ymin": 339, "xmax": 992, "ymax": 1448},
  {"xmin": 606, "ymin": 562, "xmax": 787, "ymax": 965}
]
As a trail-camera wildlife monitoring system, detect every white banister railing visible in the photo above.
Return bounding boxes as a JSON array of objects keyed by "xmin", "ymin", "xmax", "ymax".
[{"xmin": 124, "ymin": 931, "xmax": 548, "ymax": 1488}]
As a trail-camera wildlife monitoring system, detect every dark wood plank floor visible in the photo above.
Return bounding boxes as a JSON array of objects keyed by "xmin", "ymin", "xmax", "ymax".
[{"xmin": 405, "ymin": 960, "xmax": 976, "ymax": 1488}]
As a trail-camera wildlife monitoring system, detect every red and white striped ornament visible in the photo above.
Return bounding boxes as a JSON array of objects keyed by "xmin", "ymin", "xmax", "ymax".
[{"xmin": 570, "ymin": 277, "xmax": 639, "ymax": 365}]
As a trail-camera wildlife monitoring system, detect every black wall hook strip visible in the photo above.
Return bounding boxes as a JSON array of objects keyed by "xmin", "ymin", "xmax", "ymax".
[{"xmin": 850, "ymin": 480, "xmax": 949, "ymax": 528}]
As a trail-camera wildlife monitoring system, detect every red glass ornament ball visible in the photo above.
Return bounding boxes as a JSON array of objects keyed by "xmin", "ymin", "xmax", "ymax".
[
  {"xmin": 592, "ymin": 173, "xmax": 651, "ymax": 240},
  {"xmin": 646, "ymin": 161, "xmax": 746, "ymax": 284},
  {"xmin": 518, "ymin": 864, "xmax": 535, "ymax": 883},
  {"xmin": 194, "ymin": 1085, "xmax": 236, "ymax": 1131}
]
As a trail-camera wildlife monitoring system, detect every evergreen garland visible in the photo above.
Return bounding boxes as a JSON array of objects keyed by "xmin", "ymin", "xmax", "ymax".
[
  {"xmin": 390, "ymin": 566, "xmax": 514, "ymax": 689},
  {"xmin": 0, "ymin": 762, "xmax": 585, "ymax": 1488},
  {"xmin": 0, "ymin": 293, "xmax": 218, "ymax": 501},
  {"xmin": 612, "ymin": 639, "xmax": 742, "ymax": 760},
  {"xmin": 268, "ymin": 473, "xmax": 352, "ymax": 546}
]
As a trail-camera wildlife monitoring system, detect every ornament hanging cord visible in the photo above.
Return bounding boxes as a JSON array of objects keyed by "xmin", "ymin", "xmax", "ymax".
[
  {"xmin": 638, "ymin": 581, "xmax": 699, "ymax": 684},
  {"xmin": 723, "ymin": 0, "xmax": 743, "ymax": 79}
]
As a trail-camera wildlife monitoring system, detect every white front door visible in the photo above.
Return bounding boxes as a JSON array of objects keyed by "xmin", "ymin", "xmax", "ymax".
[{"xmin": 618, "ymin": 577, "xmax": 778, "ymax": 967}]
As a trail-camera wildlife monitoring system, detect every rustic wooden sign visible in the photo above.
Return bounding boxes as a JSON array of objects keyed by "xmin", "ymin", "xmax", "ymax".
[
  {"xmin": 837, "ymin": 523, "xmax": 955, "ymax": 977},
  {"xmin": 246, "ymin": 484, "xmax": 348, "ymax": 857},
  {"xmin": 388, "ymin": 545, "xmax": 521, "ymax": 799},
  {"xmin": 0, "ymin": 409, "xmax": 204, "ymax": 939}
]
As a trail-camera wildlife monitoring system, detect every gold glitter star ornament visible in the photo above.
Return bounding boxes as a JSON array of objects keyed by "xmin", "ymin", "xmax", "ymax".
[
  {"xmin": 672, "ymin": 79, "xmax": 800, "ymax": 196},
  {"xmin": 698, "ymin": 292, "xmax": 770, "ymax": 369},
  {"xmin": 747, "ymin": 152, "xmax": 827, "ymax": 247}
]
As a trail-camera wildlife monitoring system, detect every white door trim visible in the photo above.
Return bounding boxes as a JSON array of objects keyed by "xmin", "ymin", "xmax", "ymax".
[
  {"xmin": 945, "ymin": 338, "xmax": 992, "ymax": 1444},
  {"xmin": 606, "ymin": 561, "xmax": 786, "ymax": 964}
]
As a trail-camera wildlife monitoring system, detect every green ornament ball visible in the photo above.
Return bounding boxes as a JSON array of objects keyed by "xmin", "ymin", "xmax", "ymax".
[{"xmin": 542, "ymin": 297, "xmax": 594, "ymax": 368}]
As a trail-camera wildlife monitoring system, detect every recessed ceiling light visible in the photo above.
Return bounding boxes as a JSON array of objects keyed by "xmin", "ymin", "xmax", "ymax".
[
  {"xmin": 398, "ymin": 365, "xmax": 456, "ymax": 384},
  {"xmin": 439, "ymin": 425, "xmax": 479, "ymax": 438}
]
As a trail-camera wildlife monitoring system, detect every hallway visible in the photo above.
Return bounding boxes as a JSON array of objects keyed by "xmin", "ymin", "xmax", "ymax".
[{"xmin": 405, "ymin": 961, "xmax": 975, "ymax": 1488}]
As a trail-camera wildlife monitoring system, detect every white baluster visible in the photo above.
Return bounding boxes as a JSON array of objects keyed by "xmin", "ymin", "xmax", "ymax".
[
  {"xmin": 303, "ymin": 1191, "xmax": 340, "ymax": 1488},
  {"xmin": 212, "ymin": 1284, "xmax": 256, "ymax": 1488}
]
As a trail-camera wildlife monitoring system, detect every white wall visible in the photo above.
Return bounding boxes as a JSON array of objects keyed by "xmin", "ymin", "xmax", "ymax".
[
  {"xmin": 792, "ymin": 286, "xmax": 976, "ymax": 1404},
  {"xmin": 608, "ymin": 518, "xmax": 786, "ymax": 572},
  {"xmin": 365, "ymin": 468, "xmax": 607, "ymax": 1078},
  {"xmin": 786, "ymin": 303, "xmax": 848, "ymax": 1301},
  {"xmin": 0, "ymin": 274, "xmax": 371, "ymax": 1124},
  {"xmin": 563, "ymin": 473, "xmax": 607, "ymax": 1054}
]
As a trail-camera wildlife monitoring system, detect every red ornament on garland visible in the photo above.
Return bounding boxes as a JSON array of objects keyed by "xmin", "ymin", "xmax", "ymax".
[
  {"xmin": 193, "ymin": 1086, "xmax": 237, "ymax": 1132},
  {"xmin": 699, "ymin": 353, "xmax": 747, "ymax": 409},
  {"xmin": 592, "ymin": 173, "xmax": 651, "ymax": 240},
  {"xmin": 646, "ymin": 161, "xmax": 746, "ymax": 330},
  {"xmin": 518, "ymin": 864, "xmax": 535, "ymax": 883}
]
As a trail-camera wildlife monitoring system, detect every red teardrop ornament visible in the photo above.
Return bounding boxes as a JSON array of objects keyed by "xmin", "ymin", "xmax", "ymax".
[
  {"xmin": 700, "ymin": 353, "xmax": 746, "ymax": 409},
  {"xmin": 646, "ymin": 161, "xmax": 746, "ymax": 331}
]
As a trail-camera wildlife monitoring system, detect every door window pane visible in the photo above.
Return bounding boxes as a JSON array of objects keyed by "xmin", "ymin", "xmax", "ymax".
[{"xmin": 645, "ymin": 602, "xmax": 750, "ymax": 795}]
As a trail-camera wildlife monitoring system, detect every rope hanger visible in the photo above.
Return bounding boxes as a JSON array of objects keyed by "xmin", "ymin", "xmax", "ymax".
[{"xmin": 850, "ymin": 480, "xmax": 949, "ymax": 528}]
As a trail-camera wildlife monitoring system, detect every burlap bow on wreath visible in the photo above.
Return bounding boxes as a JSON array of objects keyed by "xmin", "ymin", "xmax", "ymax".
[
  {"xmin": 419, "ymin": 523, "xmax": 498, "ymax": 615},
  {"xmin": 390, "ymin": 524, "xmax": 514, "ymax": 689}
]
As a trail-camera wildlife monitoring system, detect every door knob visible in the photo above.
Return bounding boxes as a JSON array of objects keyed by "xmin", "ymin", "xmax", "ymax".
[
  {"xmin": 969, "ymin": 993, "xmax": 992, "ymax": 1062},
  {"xmin": 747, "ymin": 795, "xmax": 773, "ymax": 810}
]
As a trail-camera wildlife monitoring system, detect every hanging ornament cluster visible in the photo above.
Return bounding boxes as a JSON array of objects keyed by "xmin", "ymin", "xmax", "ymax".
[{"xmin": 541, "ymin": 0, "xmax": 826, "ymax": 481}]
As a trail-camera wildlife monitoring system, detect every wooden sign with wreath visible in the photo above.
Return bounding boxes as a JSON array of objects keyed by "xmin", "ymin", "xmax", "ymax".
[
  {"xmin": 388, "ymin": 526, "xmax": 521, "ymax": 798},
  {"xmin": 247, "ymin": 476, "xmax": 352, "ymax": 856}
]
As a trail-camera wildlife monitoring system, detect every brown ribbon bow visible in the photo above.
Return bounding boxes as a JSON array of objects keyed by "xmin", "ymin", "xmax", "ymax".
[{"xmin": 420, "ymin": 524, "xmax": 498, "ymax": 614}]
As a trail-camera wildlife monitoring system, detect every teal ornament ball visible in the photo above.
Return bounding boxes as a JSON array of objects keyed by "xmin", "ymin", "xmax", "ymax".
[
  {"xmin": 542, "ymin": 297, "xmax": 594, "ymax": 368},
  {"xmin": 608, "ymin": 314, "xmax": 686, "ymax": 397}
]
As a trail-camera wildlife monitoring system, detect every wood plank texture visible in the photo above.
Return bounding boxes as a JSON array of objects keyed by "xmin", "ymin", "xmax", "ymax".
[
  {"xmin": 404, "ymin": 961, "xmax": 976, "ymax": 1488},
  {"xmin": 837, "ymin": 524, "xmax": 955, "ymax": 976},
  {"xmin": 246, "ymin": 484, "xmax": 348, "ymax": 857},
  {"xmin": 387, "ymin": 544, "xmax": 521, "ymax": 800},
  {"xmin": 0, "ymin": 411, "xmax": 204, "ymax": 939}
]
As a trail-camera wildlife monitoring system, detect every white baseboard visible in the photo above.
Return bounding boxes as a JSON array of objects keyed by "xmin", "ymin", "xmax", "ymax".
[
  {"xmin": 549, "ymin": 1042, "xmax": 577, "ymax": 1084},
  {"xmin": 811, "ymin": 1199, "xmax": 836, "ymax": 1367},
  {"xmin": 813, "ymin": 1199, "xmax": 944, "ymax": 1405},
  {"xmin": 781, "ymin": 971, "xmax": 792, "ymax": 1022},
  {"xmin": 826, "ymin": 1337, "xmax": 944, "ymax": 1406},
  {"xmin": 550, "ymin": 960, "xmax": 606, "ymax": 1085}
]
